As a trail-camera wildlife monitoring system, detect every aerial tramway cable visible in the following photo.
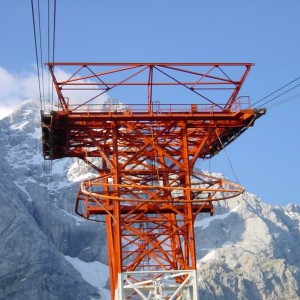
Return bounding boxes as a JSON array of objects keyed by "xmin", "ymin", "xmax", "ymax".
[
  {"xmin": 50, "ymin": 0, "xmax": 57, "ymax": 110},
  {"xmin": 214, "ymin": 129, "xmax": 241, "ymax": 186},
  {"xmin": 37, "ymin": 0, "xmax": 46, "ymax": 106},
  {"xmin": 256, "ymin": 82, "xmax": 300, "ymax": 109},
  {"xmin": 266, "ymin": 93, "xmax": 300, "ymax": 110},
  {"xmin": 31, "ymin": 0, "xmax": 57, "ymax": 111},
  {"xmin": 251, "ymin": 75, "xmax": 300, "ymax": 109},
  {"xmin": 30, "ymin": 2, "xmax": 58, "ymax": 297},
  {"xmin": 30, "ymin": 0, "xmax": 43, "ymax": 110}
]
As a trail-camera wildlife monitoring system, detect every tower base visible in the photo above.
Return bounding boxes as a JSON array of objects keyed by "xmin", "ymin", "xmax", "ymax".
[{"xmin": 117, "ymin": 270, "xmax": 198, "ymax": 300}]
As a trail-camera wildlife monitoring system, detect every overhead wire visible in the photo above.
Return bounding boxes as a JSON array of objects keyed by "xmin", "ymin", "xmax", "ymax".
[
  {"xmin": 47, "ymin": 0, "xmax": 51, "ymax": 110},
  {"xmin": 51, "ymin": 0, "xmax": 57, "ymax": 110},
  {"xmin": 256, "ymin": 82, "xmax": 300, "ymax": 109},
  {"xmin": 31, "ymin": 2, "xmax": 48, "ymax": 291},
  {"xmin": 215, "ymin": 129, "xmax": 241, "ymax": 186},
  {"xmin": 37, "ymin": 0, "xmax": 45, "ymax": 107},
  {"xmin": 266, "ymin": 93, "xmax": 300, "ymax": 110},
  {"xmin": 46, "ymin": 0, "xmax": 56, "ymax": 288},
  {"xmin": 251, "ymin": 75, "xmax": 300, "ymax": 109},
  {"xmin": 52, "ymin": 0, "xmax": 57, "ymax": 64},
  {"xmin": 30, "ymin": 0, "xmax": 43, "ymax": 110},
  {"xmin": 31, "ymin": 1, "xmax": 58, "ymax": 296}
]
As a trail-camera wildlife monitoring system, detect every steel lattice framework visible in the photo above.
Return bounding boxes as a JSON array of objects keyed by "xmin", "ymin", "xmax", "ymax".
[{"xmin": 41, "ymin": 63, "xmax": 265, "ymax": 299}]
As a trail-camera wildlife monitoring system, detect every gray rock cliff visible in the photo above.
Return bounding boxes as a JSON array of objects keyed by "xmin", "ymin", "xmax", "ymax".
[
  {"xmin": 0, "ymin": 100, "xmax": 299, "ymax": 299},
  {"xmin": 0, "ymin": 100, "xmax": 107, "ymax": 299},
  {"xmin": 196, "ymin": 194, "xmax": 300, "ymax": 299}
]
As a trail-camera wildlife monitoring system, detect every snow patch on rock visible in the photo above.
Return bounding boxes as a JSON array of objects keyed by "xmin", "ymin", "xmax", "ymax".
[{"xmin": 65, "ymin": 256, "xmax": 110, "ymax": 299}]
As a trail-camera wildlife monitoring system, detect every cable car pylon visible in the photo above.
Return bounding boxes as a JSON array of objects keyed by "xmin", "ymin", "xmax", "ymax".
[{"xmin": 41, "ymin": 62, "xmax": 265, "ymax": 299}]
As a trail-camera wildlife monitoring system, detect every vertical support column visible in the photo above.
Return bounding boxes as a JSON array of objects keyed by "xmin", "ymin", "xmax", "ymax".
[
  {"xmin": 110, "ymin": 122, "xmax": 123, "ymax": 299},
  {"xmin": 106, "ymin": 216, "xmax": 117, "ymax": 299},
  {"xmin": 192, "ymin": 270, "xmax": 199, "ymax": 300},
  {"xmin": 182, "ymin": 122, "xmax": 199, "ymax": 300},
  {"xmin": 116, "ymin": 273, "xmax": 124, "ymax": 300},
  {"xmin": 103, "ymin": 152, "xmax": 117, "ymax": 298},
  {"xmin": 147, "ymin": 65, "xmax": 154, "ymax": 114},
  {"xmin": 182, "ymin": 123, "xmax": 199, "ymax": 300}
]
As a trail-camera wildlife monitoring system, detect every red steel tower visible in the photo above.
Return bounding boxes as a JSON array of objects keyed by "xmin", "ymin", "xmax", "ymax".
[{"xmin": 41, "ymin": 63, "xmax": 265, "ymax": 299}]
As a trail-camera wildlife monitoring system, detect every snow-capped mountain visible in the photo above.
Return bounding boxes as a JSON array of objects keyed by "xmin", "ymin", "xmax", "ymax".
[
  {"xmin": 0, "ymin": 100, "xmax": 299, "ymax": 299},
  {"xmin": 0, "ymin": 100, "xmax": 107, "ymax": 299},
  {"xmin": 196, "ymin": 194, "xmax": 300, "ymax": 299}
]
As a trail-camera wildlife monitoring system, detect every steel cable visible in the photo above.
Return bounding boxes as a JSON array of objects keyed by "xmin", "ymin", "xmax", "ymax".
[
  {"xmin": 51, "ymin": 0, "xmax": 57, "ymax": 109},
  {"xmin": 30, "ymin": 0, "xmax": 43, "ymax": 110},
  {"xmin": 257, "ymin": 82, "xmax": 300, "ymax": 109},
  {"xmin": 37, "ymin": 0, "xmax": 45, "ymax": 107},
  {"xmin": 251, "ymin": 76, "xmax": 300, "ymax": 108}
]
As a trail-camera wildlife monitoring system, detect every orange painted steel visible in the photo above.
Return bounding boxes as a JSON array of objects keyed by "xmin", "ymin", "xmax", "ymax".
[{"xmin": 41, "ymin": 62, "xmax": 265, "ymax": 299}]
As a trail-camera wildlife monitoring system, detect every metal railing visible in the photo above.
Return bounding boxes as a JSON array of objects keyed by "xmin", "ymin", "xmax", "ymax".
[{"xmin": 56, "ymin": 96, "xmax": 251, "ymax": 114}]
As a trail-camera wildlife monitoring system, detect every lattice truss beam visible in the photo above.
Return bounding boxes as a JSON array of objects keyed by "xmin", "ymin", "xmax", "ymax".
[{"xmin": 46, "ymin": 62, "xmax": 252, "ymax": 112}]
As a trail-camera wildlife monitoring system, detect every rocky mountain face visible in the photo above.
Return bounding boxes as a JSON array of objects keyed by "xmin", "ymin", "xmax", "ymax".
[
  {"xmin": 0, "ymin": 100, "xmax": 299, "ymax": 299},
  {"xmin": 0, "ymin": 101, "xmax": 107, "ymax": 299},
  {"xmin": 196, "ymin": 194, "xmax": 300, "ymax": 299}
]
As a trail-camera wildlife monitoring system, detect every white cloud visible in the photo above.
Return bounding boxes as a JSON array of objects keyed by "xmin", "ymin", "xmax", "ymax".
[
  {"xmin": 0, "ymin": 107, "xmax": 14, "ymax": 119},
  {"xmin": 0, "ymin": 67, "xmax": 15, "ymax": 100},
  {"xmin": 0, "ymin": 66, "xmax": 40, "ymax": 119},
  {"xmin": 0, "ymin": 66, "xmax": 110, "ymax": 119}
]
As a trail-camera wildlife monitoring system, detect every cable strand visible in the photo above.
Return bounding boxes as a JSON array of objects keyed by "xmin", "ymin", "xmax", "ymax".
[
  {"xmin": 30, "ymin": 0, "xmax": 43, "ymax": 110},
  {"xmin": 51, "ymin": 0, "xmax": 57, "ymax": 109},
  {"xmin": 257, "ymin": 82, "xmax": 300, "ymax": 109},
  {"xmin": 251, "ymin": 76, "xmax": 300, "ymax": 108}
]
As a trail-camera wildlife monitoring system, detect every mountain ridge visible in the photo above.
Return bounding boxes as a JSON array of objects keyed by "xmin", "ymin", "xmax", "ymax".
[{"xmin": 0, "ymin": 99, "xmax": 299, "ymax": 299}]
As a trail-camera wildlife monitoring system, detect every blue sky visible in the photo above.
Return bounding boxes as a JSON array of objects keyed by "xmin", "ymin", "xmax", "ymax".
[{"xmin": 1, "ymin": 1, "xmax": 300, "ymax": 206}]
